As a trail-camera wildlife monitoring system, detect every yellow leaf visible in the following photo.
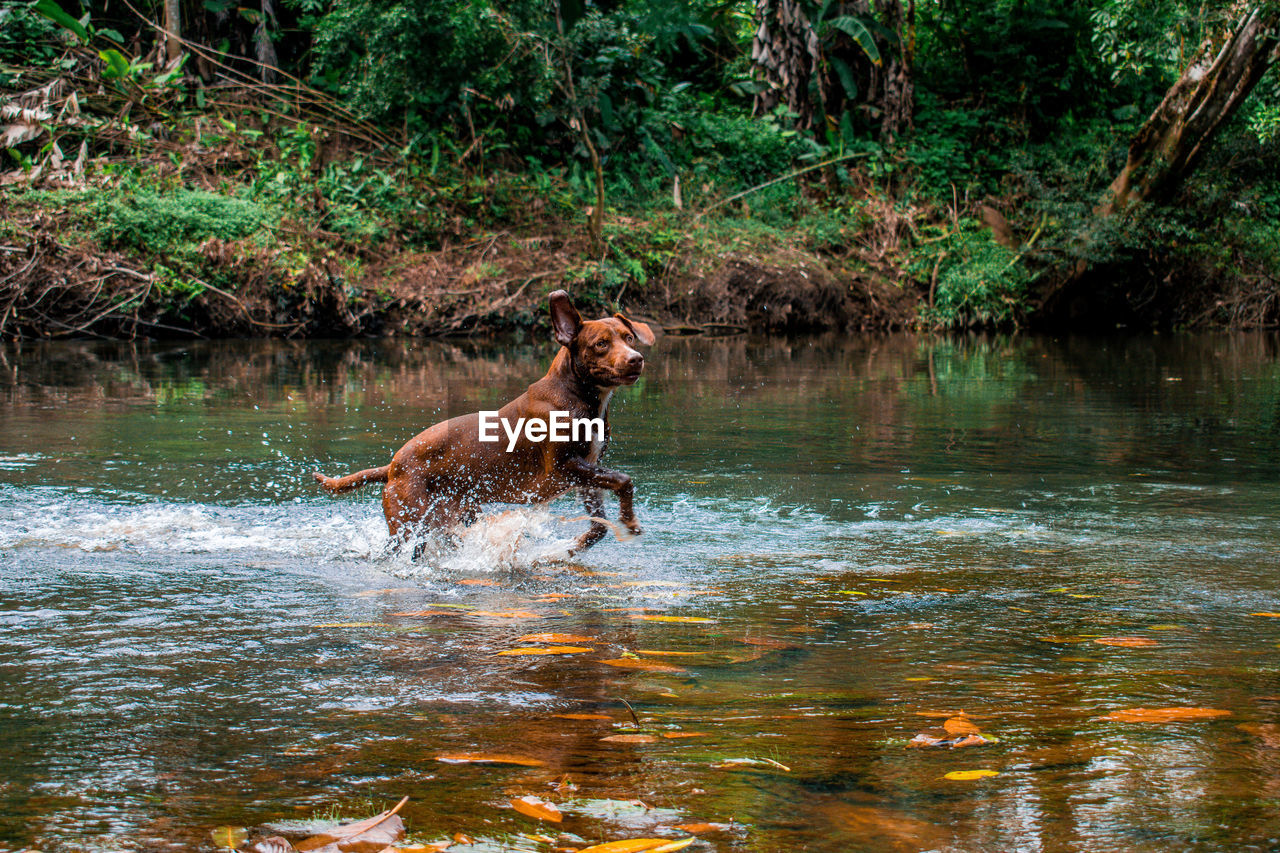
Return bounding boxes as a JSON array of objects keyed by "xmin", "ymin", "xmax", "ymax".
[
  {"xmin": 510, "ymin": 795, "xmax": 562, "ymax": 823},
  {"xmin": 552, "ymin": 713, "xmax": 614, "ymax": 721},
  {"xmin": 209, "ymin": 826, "xmax": 247, "ymax": 849},
  {"xmin": 1251, "ymin": 612, "xmax": 1280, "ymax": 618},
  {"xmin": 578, "ymin": 839, "xmax": 695, "ymax": 853},
  {"xmin": 943, "ymin": 769, "xmax": 999, "ymax": 780},
  {"xmin": 497, "ymin": 646, "xmax": 593, "ymax": 656}
]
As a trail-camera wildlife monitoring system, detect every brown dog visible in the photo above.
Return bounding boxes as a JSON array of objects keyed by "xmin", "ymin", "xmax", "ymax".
[{"xmin": 313, "ymin": 291, "xmax": 655, "ymax": 555}]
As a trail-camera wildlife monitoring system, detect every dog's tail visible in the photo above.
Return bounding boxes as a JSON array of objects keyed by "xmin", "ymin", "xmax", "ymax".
[{"xmin": 313, "ymin": 465, "xmax": 390, "ymax": 496}]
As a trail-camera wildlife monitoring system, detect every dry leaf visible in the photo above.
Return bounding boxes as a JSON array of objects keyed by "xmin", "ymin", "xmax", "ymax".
[
  {"xmin": 599, "ymin": 658, "xmax": 688, "ymax": 674},
  {"xmin": 577, "ymin": 839, "xmax": 695, "ymax": 853},
  {"xmin": 459, "ymin": 579, "xmax": 500, "ymax": 586},
  {"xmin": 294, "ymin": 796, "xmax": 407, "ymax": 853},
  {"xmin": 943, "ymin": 717, "xmax": 981, "ymax": 736},
  {"xmin": 636, "ymin": 650, "xmax": 703, "ymax": 656},
  {"xmin": 661, "ymin": 732, "xmax": 707, "ymax": 739},
  {"xmin": 553, "ymin": 713, "xmax": 614, "ymax": 721},
  {"xmin": 498, "ymin": 644, "xmax": 592, "ymax": 655},
  {"xmin": 1093, "ymin": 636, "xmax": 1159, "ymax": 647},
  {"xmin": 470, "ymin": 610, "xmax": 541, "ymax": 619},
  {"xmin": 510, "ymin": 795, "xmax": 562, "ymax": 823},
  {"xmin": 1099, "ymin": 707, "xmax": 1231, "ymax": 723},
  {"xmin": 519, "ymin": 633, "xmax": 597, "ymax": 643},
  {"xmin": 600, "ymin": 734, "xmax": 658, "ymax": 744},
  {"xmin": 943, "ymin": 769, "xmax": 999, "ymax": 780},
  {"xmin": 249, "ymin": 837, "xmax": 296, "ymax": 853},
  {"xmin": 436, "ymin": 753, "xmax": 546, "ymax": 766}
]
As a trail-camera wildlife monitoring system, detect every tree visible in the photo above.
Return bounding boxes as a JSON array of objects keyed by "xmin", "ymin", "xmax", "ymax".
[{"xmin": 1101, "ymin": 2, "xmax": 1280, "ymax": 214}]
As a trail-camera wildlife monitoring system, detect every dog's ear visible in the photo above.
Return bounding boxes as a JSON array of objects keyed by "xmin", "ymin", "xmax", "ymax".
[
  {"xmin": 549, "ymin": 290, "xmax": 582, "ymax": 347},
  {"xmin": 614, "ymin": 312, "xmax": 655, "ymax": 346}
]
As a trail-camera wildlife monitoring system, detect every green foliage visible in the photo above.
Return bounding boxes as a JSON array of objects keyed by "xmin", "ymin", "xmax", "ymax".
[
  {"xmin": 95, "ymin": 188, "xmax": 270, "ymax": 255},
  {"xmin": 914, "ymin": 220, "xmax": 1032, "ymax": 328},
  {"xmin": 0, "ymin": 1, "xmax": 62, "ymax": 66}
]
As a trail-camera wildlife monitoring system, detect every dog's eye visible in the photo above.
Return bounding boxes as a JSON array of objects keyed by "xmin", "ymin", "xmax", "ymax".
[
  {"xmin": 624, "ymin": 334, "xmax": 634, "ymax": 344},
  {"xmin": 595, "ymin": 340, "xmax": 609, "ymax": 351}
]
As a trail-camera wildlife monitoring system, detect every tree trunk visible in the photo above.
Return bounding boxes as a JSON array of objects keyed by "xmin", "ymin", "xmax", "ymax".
[
  {"xmin": 752, "ymin": 0, "xmax": 823, "ymax": 129},
  {"xmin": 163, "ymin": 0, "xmax": 182, "ymax": 65},
  {"xmin": 1101, "ymin": 3, "xmax": 1279, "ymax": 215},
  {"xmin": 256, "ymin": 0, "xmax": 280, "ymax": 83}
]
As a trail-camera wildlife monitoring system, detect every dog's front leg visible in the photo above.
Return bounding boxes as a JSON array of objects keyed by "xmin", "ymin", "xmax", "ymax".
[
  {"xmin": 562, "ymin": 457, "xmax": 641, "ymax": 537},
  {"xmin": 568, "ymin": 487, "xmax": 609, "ymax": 555}
]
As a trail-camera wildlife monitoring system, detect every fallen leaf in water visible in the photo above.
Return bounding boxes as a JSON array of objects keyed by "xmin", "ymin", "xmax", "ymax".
[
  {"xmin": 553, "ymin": 713, "xmax": 614, "ymax": 721},
  {"xmin": 904, "ymin": 677, "xmax": 932, "ymax": 682},
  {"xmin": 532, "ymin": 593, "xmax": 573, "ymax": 601},
  {"xmin": 943, "ymin": 769, "xmax": 999, "ymax": 780},
  {"xmin": 520, "ymin": 633, "xmax": 597, "ymax": 643},
  {"xmin": 210, "ymin": 826, "xmax": 247, "ymax": 849},
  {"xmin": 1094, "ymin": 636, "xmax": 1159, "ymax": 647},
  {"xmin": 675, "ymin": 822, "xmax": 731, "ymax": 833},
  {"xmin": 1238, "ymin": 723, "xmax": 1280, "ymax": 748},
  {"xmin": 600, "ymin": 734, "xmax": 658, "ymax": 744},
  {"xmin": 458, "ymin": 578, "xmax": 500, "ymax": 586},
  {"xmin": 578, "ymin": 839, "xmax": 694, "ymax": 853},
  {"xmin": 838, "ymin": 590, "xmax": 868, "ymax": 596},
  {"xmin": 1147, "ymin": 624, "xmax": 1182, "ymax": 630},
  {"xmin": 510, "ymin": 795, "xmax": 562, "ymax": 823},
  {"xmin": 315, "ymin": 622, "xmax": 386, "ymax": 628},
  {"xmin": 470, "ymin": 610, "xmax": 541, "ymax": 619},
  {"xmin": 504, "ymin": 640, "xmax": 579, "ymax": 656},
  {"xmin": 1068, "ymin": 594, "xmax": 1097, "ymax": 599},
  {"xmin": 629, "ymin": 615, "xmax": 716, "ymax": 624},
  {"xmin": 600, "ymin": 658, "xmax": 688, "ymax": 673},
  {"xmin": 353, "ymin": 588, "xmax": 415, "ymax": 597},
  {"xmin": 636, "ymin": 649, "xmax": 703, "ymax": 656},
  {"xmin": 662, "ymin": 732, "xmax": 707, "ymax": 739},
  {"xmin": 740, "ymin": 637, "xmax": 801, "ymax": 650},
  {"xmin": 1250, "ymin": 612, "xmax": 1280, "ymax": 618},
  {"xmin": 943, "ymin": 717, "xmax": 982, "ymax": 736},
  {"xmin": 1099, "ymin": 707, "xmax": 1231, "ymax": 723},
  {"xmin": 453, "ymin": 832, "xmax": 476, "ymax": 843},
  {"xmin": 294, "ymin": 795, "xmax": 407, "ymax": 853},
  {"xmin": 248, "ymin": 837, "xmax": 295, "ymax": 853},
  {"xmin": 436, "ymin": 753, "xmax": 546, "ymax": 766}
]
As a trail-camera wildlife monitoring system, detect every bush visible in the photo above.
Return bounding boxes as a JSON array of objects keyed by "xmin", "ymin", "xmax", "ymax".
[
  {"xmin": 914, "ymin": 220, "xmax": 1031, "ymax": 328},
  {"xmin": 96, "ymin": 189, "xmax": 270, "ymax": 255}
]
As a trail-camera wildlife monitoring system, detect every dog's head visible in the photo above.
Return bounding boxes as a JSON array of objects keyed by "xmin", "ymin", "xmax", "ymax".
[{"xmin": 549, "ymin": 290, "xmax": 655, "ymax": 387}]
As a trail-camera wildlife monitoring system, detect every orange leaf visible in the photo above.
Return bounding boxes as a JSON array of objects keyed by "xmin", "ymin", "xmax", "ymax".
[
  {"xmin": 1099, "ymin": 707, "xmax": 1231, "ymax": 723},
  {"xmin": 600, "ymin": 734, "xmax": 658, "ymax": 744},
  {"xmin": 630, "ymin": 615, "xmax": 715, "ymax": 623},
  {"xmin": 388, "ymin": 610, "xmax": 455, "ymax": 618},
  {"xmin": 470, "ymin": 610, "xmax": 541, "ymax": 619},
  {"xmin": 552, "ymin": 713, "xmax": 614, "ymax": 721},
  {"xmin": 519, "ymin": 633, "xmax": 597, "ymax": 643},
  {"xmin": 436, "ymin": 753, "xmax": 546, "ymax": 766},
  {"xmin": 532, "ymin": 593, "xmax": 573, "ymax": 601},
  {"xmin": 943, "ymin": 717, "xmax": 981, "ymax": 736},
  {"xmin": 636, "ymin": 650, "xmax": 703, "ymax": 656},
  {"xmin": 458, "ymin": 578, "xmax": 500, "ymax": 586},
  {"xmin": 1093, "ymin": 636, "xmax": 1159, "ymax": 648},
  {"xmin": 497, "ymin": 646, "xmax": 593, "ymax": 656},
  {"xmin": 661, "ymin": 732, "xmax": 707, "ymax": 739},
  {"xmin": 510, "ymin": 795, "xmax": 562, "ymax": 823},
  {"xmin": 578, "ymin": 839, "xmax": 694, "ymax": 853},
  {"xmin": 599, "ymin": 658, "xmax": 688, "ymax": 674}
]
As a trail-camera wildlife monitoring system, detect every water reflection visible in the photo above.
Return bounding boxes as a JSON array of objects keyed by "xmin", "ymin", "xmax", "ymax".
[{"xmin": 1, "ymin": 333, "xmax": 1279, "ymax": 852}]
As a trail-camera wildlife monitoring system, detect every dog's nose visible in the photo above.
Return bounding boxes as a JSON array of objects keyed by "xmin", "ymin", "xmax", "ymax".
[{"xmin": 627, "ymin": 353, "xmax": 644, "ymax": 369}]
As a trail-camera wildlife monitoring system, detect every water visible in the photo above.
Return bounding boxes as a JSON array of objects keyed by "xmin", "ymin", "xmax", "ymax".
[{"xmin": 2, "ymin": 333, "xmax": 1280, "ymax": 853}]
